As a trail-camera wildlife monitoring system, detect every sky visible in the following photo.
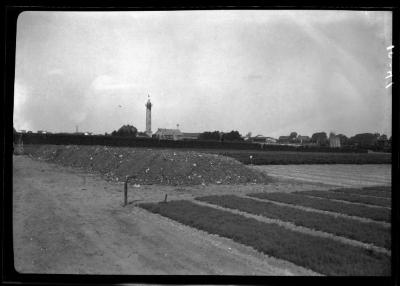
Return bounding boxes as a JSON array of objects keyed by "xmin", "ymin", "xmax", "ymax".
[{"xmin": 13, "ymin": 10, "xmax": 392, "ymax": 138}]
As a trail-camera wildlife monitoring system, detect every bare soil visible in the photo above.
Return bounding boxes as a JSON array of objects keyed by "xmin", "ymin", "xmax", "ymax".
[{"xmin": 13, "ymin": 155, "xmax": 319, "ymax": 275}]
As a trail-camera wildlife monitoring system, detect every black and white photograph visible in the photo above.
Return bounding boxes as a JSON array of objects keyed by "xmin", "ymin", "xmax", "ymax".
[{"xmin": 10, "ymin": 8, "xmax": 393, "ymax": 278}]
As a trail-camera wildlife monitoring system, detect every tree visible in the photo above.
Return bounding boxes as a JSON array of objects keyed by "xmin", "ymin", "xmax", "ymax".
[
  {"xmin": 290, "ymin": 132, "xmax": 298, "ymax": 139},
  {"xmin": 111, "ymin": 125, "xmax": 138, "ymax": 137},
  {"xmin": 223, "ymin": 130, "xmax": 244, "ymax": 141},
  {"xmin": 349, "ymin": 133, "xmax": 379, "ymax": 148},
  {"xmin": 311, "ymin": 132, "xmax": 328, "ymax": 146},
  {"xmin": 337, "ymin": 134, "xmax": 349, "ymax": 146},
  {"xmin": 198, "ymin": 131, "xmax": 221, "ymax": 141}
]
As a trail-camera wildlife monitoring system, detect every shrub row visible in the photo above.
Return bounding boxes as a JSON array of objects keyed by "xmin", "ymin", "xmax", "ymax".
[{"xmin": 16, "ymin": 133, "xmax": 369, "ymax": 153}]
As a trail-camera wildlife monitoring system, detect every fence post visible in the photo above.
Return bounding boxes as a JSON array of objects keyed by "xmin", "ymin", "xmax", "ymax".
[{"xmin": 123, "ymin": 176, "xmax": 128, "ymax": 206}]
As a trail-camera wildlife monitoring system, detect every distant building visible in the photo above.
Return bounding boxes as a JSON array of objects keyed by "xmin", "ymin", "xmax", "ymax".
[
  {"xmin": 19, "ymin": 130, "xmax": 26, "ymax": 133},
  {"xmin": 278, "ymin": 136, "xmax": 291, "ymax": 144},
  {"xmin": 250, "ymin": 135, "xmax": 278, "ymax": 144},
  {"xmin": 154, "ymin": 128, "xmax": 183, "ymax": 140},
  {"xmin": 252, "ymin": 135, "xmax": 268, "ymax": 143},
  {"xmin": 265, "ymin": 137, "xmax": 278, "ymax": 144},
  {"xmin": 145, "ymin": 95, "xmax": 152, "ymax": 137},
  {"xmin": 329, "ymin": 133, "xmax": 341, "ymax": 148},
  {"xmin": 136, "ymin": 131, "xmax": 150, "ymax": 138},
  {"xmin": 37, "ymin": 130, "xmax": 47, "ymax": 134},
  {"xmin": 182, "ymin": 132, "xmax": 200, "ymax": 140},
  {"xmin": 297, "ymin": 135, "xmax": 311, "ymax": 144}
]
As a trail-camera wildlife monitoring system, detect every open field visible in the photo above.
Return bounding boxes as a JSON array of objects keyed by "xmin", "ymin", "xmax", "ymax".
[
  {"xmin": 139, "ymin": 200, "xmax": 390, "ymax": 276},
  {"xmin": 205, "ymin": 149, "xmax": 391, "ymax": 165},
  {"xmin": 252, "ymin": 164, "xmax": 391, "ymax": 187},
  {"xmin": 293, "ymin": 190, "xmax": 391, "ymax": 207},
  {"xmin": 13, "ymin": 148, "xmax": 391, "ymax": 276},
  {"xmin": 196, "ymin": 195, "xmax": 390, "ymax": 249},
  {"xmin": 248, "ymin": 192, "xmax": 390, "ymax": 222}
]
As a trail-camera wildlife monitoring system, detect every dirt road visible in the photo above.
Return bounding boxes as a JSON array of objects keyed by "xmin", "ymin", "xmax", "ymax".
[{"xmin": 13, "ymin": 155, "xmax": 318, "ymax": 275}]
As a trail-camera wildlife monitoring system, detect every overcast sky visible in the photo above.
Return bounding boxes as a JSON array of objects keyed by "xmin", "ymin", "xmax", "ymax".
[{"xmin": 14, "ymin": 10, "xmax": 392, "ymax": 137}]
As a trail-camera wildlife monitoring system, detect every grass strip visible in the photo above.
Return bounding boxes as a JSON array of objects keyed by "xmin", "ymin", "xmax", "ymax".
[
  {"xmin": 248, "ymin": 192, "xmax": 390, "ymax": 222},
  {"xmin": 363, "ymin": 186, "xmax": 391, "ymax": 192},
  {"xmin": 196, "ymin": 195, "xmax": 390, "ymax": 249},
  {"xmin": 139, "ymin": 200, "xmax": 390, "ymax": 276},
  {"xmin": 294, "ymin": 190, "xmax": 390, "ymax": 208},
  {"xmin": 330, "ymin": 187, "xmax": 391, "ymax": 199}
]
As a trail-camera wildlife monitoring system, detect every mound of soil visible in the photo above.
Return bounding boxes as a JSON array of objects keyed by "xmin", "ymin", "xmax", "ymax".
[{"xmin": 23, "ymin": 145, "xmax": 271, "ymax": 186}]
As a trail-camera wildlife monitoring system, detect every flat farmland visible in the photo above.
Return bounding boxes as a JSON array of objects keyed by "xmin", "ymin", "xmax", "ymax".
[
  {"xmin": 13, "ymin": 148, "xmax": 392, "ymax": 276},
  {"xmin": 140, "ymin": 198, "xmax": 390, "ymax": 276},
  {"xmin": 252, "ymin": 164, "xmax": 391, "ymax": 187}
]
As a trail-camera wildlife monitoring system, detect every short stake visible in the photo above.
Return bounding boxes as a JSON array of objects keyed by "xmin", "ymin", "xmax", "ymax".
[
  {"xmin": 123, "ymin": 179, "xmax": 128, "ymax": 206},
  {"xmin": 164, "ymin": 194, "xmax": 168, "ymax": 203}
]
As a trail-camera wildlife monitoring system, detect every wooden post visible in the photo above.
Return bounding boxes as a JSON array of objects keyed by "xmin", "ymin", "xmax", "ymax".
[
  {"xmin": 164, "ymin": 194, "xmax": 168, "ymax": 203},
  {"xmin": 123, "ymin": 179, "xmax": 128, "ymax": 206}
]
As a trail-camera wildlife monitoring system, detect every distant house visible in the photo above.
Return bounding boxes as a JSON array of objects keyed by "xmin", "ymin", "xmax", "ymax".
[
  {"xmin": 329, "ymin": 133, "xmax": 341, "ymax": 148},
  {"xmin": 19, "ymin": 130, "xmax": 26, "ymax": 133},
  {"xmin": 265, "ymin": 137, "xmax": 278, "ymax": 144},
  {"xmin": 136, "ymin": 131, "xmax": 150, "ymax": 138},
  {"xmin": 182, "ymin": 132, "xmax": 200, "ymax": 140},
  {"xmin": 297, "ymin": 135, "xmax": 311, "ymax": 144},
  {"xmin": 37, "ymin": 130, "xmax": 47, "ymax": 134},
  {"xmin": 154, "ymin": 128, "xmax": 184, "ymax": 140},
  {"xmin": 278, "ymin": 136, "xmax": 291, "ymax": 144},
  {"xmin": 252, "ymin": 135, "xmax": 267, "ymax": 143},
  {"xmin": 251, "ymin": 135, "xmax": 278, "ymax": 144}
]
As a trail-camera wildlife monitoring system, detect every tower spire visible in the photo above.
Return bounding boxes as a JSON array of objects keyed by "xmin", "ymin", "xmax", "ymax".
[{"xmin": 145, "ymin": 95, "xmax": 152, "ymax": 136}]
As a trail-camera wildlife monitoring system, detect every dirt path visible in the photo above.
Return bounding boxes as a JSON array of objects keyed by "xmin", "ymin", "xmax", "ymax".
[{"xmin": 13, "ymin": 155, "xmax": 318, "ymax": 275}]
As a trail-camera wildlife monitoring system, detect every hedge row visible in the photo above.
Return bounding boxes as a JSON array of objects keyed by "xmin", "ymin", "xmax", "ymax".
[{"xmin": 16, "ymin": 133, "xmax": 367, "ymax": 153}]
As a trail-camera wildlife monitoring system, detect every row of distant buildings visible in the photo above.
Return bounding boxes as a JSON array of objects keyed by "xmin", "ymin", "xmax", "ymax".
[
  {"xmin": 147, "ymin": 129, "xmax": 341, "ymax": 148},
  {"xmin": 17, "ymin": 127, "xmax": 341, "ymax": 148}
]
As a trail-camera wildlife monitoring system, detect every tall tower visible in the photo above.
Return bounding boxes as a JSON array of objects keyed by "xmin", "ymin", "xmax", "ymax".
[{"xmin": 145, "ymin": 95, "xmax": 152, "ymax": 137}]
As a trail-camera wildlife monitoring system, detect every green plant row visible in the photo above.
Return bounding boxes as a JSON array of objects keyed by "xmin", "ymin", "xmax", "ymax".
[
  {"xmin": 329, "ymin": 186, "xmax": 391, "ymax": 198},
  {"xmin": 248, "ymin": 192, "xmax": 390, "ymax": 222},
  {"xmin": 196, "ymin": 195, "xmax": 390, "ymax": 249},
  {"xmin": 139, "ymin": 200, "xmax": 390, "ymax": 276},
  {"xmin": 294, "ymin": 190, "xmax": 391, "ymax": 208}
]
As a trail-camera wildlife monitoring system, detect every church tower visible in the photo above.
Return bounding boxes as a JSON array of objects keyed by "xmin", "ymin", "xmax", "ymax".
[{"xmin": 145, "ymin": 95, "xmax": 152, "ymax": 137}]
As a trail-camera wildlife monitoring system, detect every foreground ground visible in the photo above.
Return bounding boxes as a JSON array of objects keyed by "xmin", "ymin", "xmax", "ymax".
[
  {"xmin": 13, "ymin": 155, "xmax": 321, "ymax": 275},
  {"xmin": 13, "ymin": 155, "xmax": 391, "ymax": 275}
]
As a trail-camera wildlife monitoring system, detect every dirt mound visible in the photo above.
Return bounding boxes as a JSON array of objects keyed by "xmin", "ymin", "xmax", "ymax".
[{"xmin": 23, "ymin": 145, "xmax": 271, "ymax": 185}]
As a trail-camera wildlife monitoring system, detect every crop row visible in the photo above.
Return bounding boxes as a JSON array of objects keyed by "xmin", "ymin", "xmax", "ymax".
[
  {"xmin": 196, "ymin": 195, "xmax": 390, "ymax": 249},
  {"xmin": 294, "ymin": 190, "xmax": 391, "ymax": 208},
  {"xmin": 139, "ymin": 200, "xmax": 390, "ymax": 276},
  {"xmin": 248, "ymin": 192, "xmax": 390, "ymax": 222},
  {"xmin": 330, "ymin": 187, "xmax": 391, "ymax": 198}
]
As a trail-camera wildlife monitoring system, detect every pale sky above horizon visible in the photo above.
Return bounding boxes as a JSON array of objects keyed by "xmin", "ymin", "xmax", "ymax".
[{"xmin": 14, "ymin": 10, "xmax": 392, "ymax": 138}]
